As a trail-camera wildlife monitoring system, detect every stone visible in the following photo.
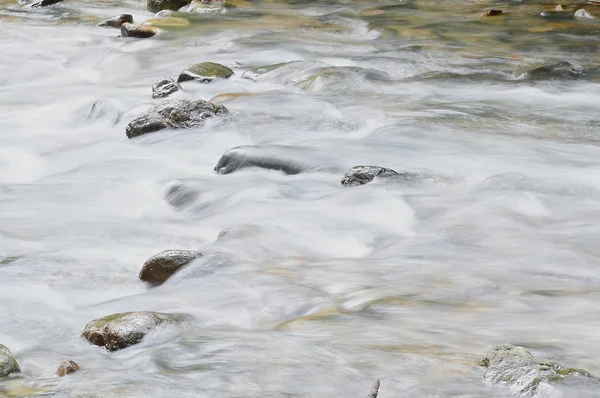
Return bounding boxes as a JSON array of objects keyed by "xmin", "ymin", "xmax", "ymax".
[
  {"xmin": 147, "ymin": 0, "xmax": 190, "ymax": 13},
  {"xmin": 96, "ymin": 14, "xmax": 133, "ymax": 28},
  {"xmin": 215, "ymin": 145, "xmax": 310, "ymax": 175},
  {"xmin": 120, "ymin": 23, "xmax": 160, "ymax": 38},
  {"xmin": 152, "ymin": 78, "xmax": 182, "ymax": 99},
  {"xmin": 540, "ymin": 10, "xmax": 574, "ymax": 20},
  {"xmin": 480, "ymin": 344, "xmax": 597, "ymax": 396},
  {"xmin": 125, "ymin": 99, "xmax": 228, "ymax": 139},
  {"xmin": 164, "ymin": 182, "xmax": 200, "ymax": 208},
  {"xmin": 82, "ymin": 312, "xmax": 182, "ymax": 351},
  {"xmin": 142, "ymin": 17, "xmax": 190, "ymax": 29},
  {"xmin": 31, "ymin": 0, "xmax": 62, "ymax": 7},
  {"xmin": 341, "ymin": 166, "xmax": 399, "ymax": 187},
  {"xmin": 480, "ymin": 10, "xmax": 503, "ymax": 17},
  {"xmin": 575, "ymin": 9, "xmax": 596, "ymax": 19},
  {"xmin": 0, "ymin": 344, "xmax": 20, "ymax": 378},
  {"xmin": 177, "ymin": 62, "xmax": 234, "ymax": 84},
  {"xmin": 139, "ymin": 249, "xmax": 203, "ymax": 285},
  {"xmin": 56, "ymin": 360, "xmax": 79, "ymax": 377},
  {"xmin": 522, "ymin": 61, "xmax": 581, "ymax": 80}
]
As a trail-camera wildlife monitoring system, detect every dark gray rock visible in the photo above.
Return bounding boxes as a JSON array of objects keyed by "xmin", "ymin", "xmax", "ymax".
[
  {"xmin": 341, "ymin": 165, "xmax": 399, "ymax": 187},
  {"xmin": 139, "ymin": 249, "xmax": 203, "ymax": 285},
  {"xmin": 0, "ymin": 344, "xmax": 20, "ymax": 378},
  {"xmin": 31, "ymin": 0, "xmax": 62, "ymax": 7},
  {"xmin": 522, "ymin": 62, "xmax": 581, "ymax": 80},
  {"xmin": 480, "ymin": 344, "xmax": 598, "ymax": 396},
  {"xmin": 177, "ymin": 62, "xmax": 234, "ymax": 84},
  {"xmin": 82, "ymin": 312, "xmax": 183, "ymax": 352},
  {"xmin": 152, "ymin": 78, "xmax": 182, "ymax": 99},
  {"xmin": 540, "ymin": 10, "xmax": 574, "ymax": 20},
  {"xmin": 125, "ymin": 99, "xmax": 228, "ymax": 139},
  {"xmin": 97, "ymin": 14, "xmax": 133, "ymax": 28},
  {"xmin": 56, "ymin": 360, "xmax": 79, "ymax": 377},
  {"xmin": 147, "ymin": 0, "xmax": 190, "ymax": 13},
  {"xmin": 121, "ymin": 22, "xmax": 160, "ymax": 38},
  {"xmin": 164, "ymin": 182, "xmax": 200, "ymax": 208}
]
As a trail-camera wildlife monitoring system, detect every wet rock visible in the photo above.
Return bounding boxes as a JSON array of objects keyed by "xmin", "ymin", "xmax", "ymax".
[
  {"xmin": 125, "ymin": 99, "xmax": 228, "ymax": 139},
  {"xmin": 152, "ymin": 78, "xmax": 182, "ymax": 99},
  {"xmin": 521, "ymin": 61, "xmax": 581, "ymax": 80},
  {"xmin": 177, "ymin": 62, "xmax": 234, "ymax": 84},
  {"xmin": 121, "ymin": 23, "xmax": 160, "ymax": 38},
  {"xmin": 480, "ymin": 10, "xmax": 503, "ymax": 17},
  {"xmin": 139, "ymin": 249, "xmax": 203, "ymax": 285},
  {"xmin": 82, "ymin": 312, "xmax": 182, "ymax": 351},
  {"xmin": 0, "ymin": 344, "xmax": 20, "ymax": 378},
  {"xmin": 147, "ymin": 0, "xmax": 190, "ymax": 13},
  {"xmin": 540, "ymin": 10, "xmax": 574, "ymax": 20},
  {"xmin": 575, "ymin": 9, "xmax": 596, "ymax": 19},
  {"xmin": 96, "ymin": 14, "xmax": 133, "ymax": 28},
  {"xmin": 480, "ymin": 344, "xmax": 597, "ymax": 396},
  {"xmin": 142, "ymin": 17, "xmax": 190, "ymax": 29},
  {"xmin": 164, "ymin": 182, "xmax": 200, "ymax": 208},
  {"xmin": 341, "ymin": 166, "xmax": 399, "ymax": 187},
  {"xmin": 179, "ymin": 0, "xmax": 225, "ymax": 14},
  {"xmin": 56, "ymin": 360, "xmax": 79, "ymax": 377},
  {"xmin": 31, "ymin": 0, "xmax": 62, "ymax": 7}
]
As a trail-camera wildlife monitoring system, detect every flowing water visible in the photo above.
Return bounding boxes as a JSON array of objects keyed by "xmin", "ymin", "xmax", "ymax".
[{"xmin": 2, "ymin": 0, "xmax": 600, "ymax": 396}]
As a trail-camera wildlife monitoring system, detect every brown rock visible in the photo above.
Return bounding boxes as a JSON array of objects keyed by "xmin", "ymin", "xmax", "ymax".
[
  {"xmin": 97, "ymin": 14, "xmax": 133, "ymax": 28},
  {"xmin": 121, "ymin": 23, "xmax": 160, "ymax": 39},
  {"xmin": 481, "ymin": 9, "xmax": 503, "ymax": 17},
  {"xmin": 139, "ymin": 250, "xmax": 203, "ymax": 285},
  {"xmin": 56, "ymin": 360, "xmax": 80, "ymax": 377}
]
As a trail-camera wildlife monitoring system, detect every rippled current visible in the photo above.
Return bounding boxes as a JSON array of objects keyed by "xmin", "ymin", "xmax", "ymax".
[{"xmin": 2, "ymin": 0, "xmax": 600, "ymax": 396}]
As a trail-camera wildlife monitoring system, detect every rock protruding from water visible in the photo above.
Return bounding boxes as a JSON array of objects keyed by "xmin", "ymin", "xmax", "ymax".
[
  {"xmin": 96, "ymin": 14, "xmax": 133, "ymax": 28},
  {"xmin": 575, "ymin": 9, "xmax": 596, "ymax": 19},
  {"xmin": 164, "ymin": 182, "xmax": 200, "ymax": 209},
  {"xmin": 147, "ymin": 0, "xmax": 189, "ymax": 13},
  {"xmin": 177, "ymin": 62, "xmax": 234, "ymax": 83},
  {"xmin": 0, "ymin": 344, "xmax": 20, "ymax": 378},
  {"xmin": 540, "ymin": 10, "xmax": 574, "ymax": 20},
  {"xmin": 56, "ymin": 360, "xmax": 80, "ymax": 377},
  {"xmin": 125, "ymin": 99, "xmax": 228, "ymax": 139},
  {"xmin": 139, "ymin": 249, "xmax": 203, "ymax": 285},
  {"xmin": 214, "ymin": 145, "xmax": 320, "ymax": 175},
  {"xmin": 521, "ymin": 62, "xmax": 581, "ymax": 80},
  {"xmin": 152, "ymin": 78, "xmax": 182, "ymax": 99},
  {"xmin": 480, "ymin": 10, "xmax": 503, "ymax": 17},
  {"xmin": 480, "ymin": 344, "xmax": 597, "ymax": 396},
  {"xmin": 31, "ymin": 0, "xmax": 62, "ymax": 7},
  {"xmin": 121, "ymin": 22, "xmax": 160, "ymax": 38},
  {"xmin": 82, "ymin": 312, "xmax": 180, "ymax": 351},
  {"xmin": 341, "ymin": 166, "xmax": 399, "ymax": 187},
  {"xmin": 366, "ymin": 379, "xmax": 380, "ymax": 398}
]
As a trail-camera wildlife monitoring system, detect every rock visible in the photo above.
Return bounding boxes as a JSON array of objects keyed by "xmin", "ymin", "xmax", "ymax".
[
  {"xmin": 177, "ymin": 62, "xmax": 234, "ymax": 84},
  {"xmin": 139, "ymin": 249, "xmax": 202, "ymax": 285},
  {"xmin": 31, "ymin": 0, "xmax": 62, "ymax": 7},
  {"xmin": 341, "ymin": 166, "xmax": 399, "ymax": 187},
  {"xmin": 179, "ymin": 0, "xmax": 225, "ymax": 14},
  {"xmin": 125, "ymin": 99, "xmax": 228, "ymax": 139},
  {"xmin": 142, "ymin": 17, "xmax": 190, "ymax": 29},
  {"xmin": 120, "ymin": 23, "xmax": 160, "ymax": 38},
  {"xmin": 366, "ymin": 379, "xmax": 380, "ymax": 398},
  {"xmin": 164, "ymin": 182, "xmax": 200, "ymax": 208},
  {"xmin": 56, "ymin": 360, "xmax": 79, "ymax": 377},
  {"xmin": 82, "ymin": 312, "xmax": 182, "ymax": 351},
  {"xmin": 480, "ymin": 10, "xmax": 503, "ymax": 17},
  {"xmin": 521, "ymin": 61, "xmax": 581, "ymax": 80},
  {"xmin": 96, "ymin": 14, "xmax": 133, "ymax": 28},
  {"xmin": 575, "ymin": 8, "xmax": 596, "ymax": 19},
  {"xmin": 147, "ymin": 0, "xmax": 190, "ymax": 13},
  {"xmin": 480, "ymin": 344, "xmax": 598, "ymax": 396},
  {"xmin": 0, "ymin": 344, "xmax": 20, "ymax": 378},
  {"xmin": 554, "ymin": 4, "xmax": 565, "ymax": 11},
  {"xmin": 540, "ymin": 10, "xmax": 574, "ymax": 20},
  {"xmin": 152, "ymin": 78, "xmax": 182, "ymax": 99}
]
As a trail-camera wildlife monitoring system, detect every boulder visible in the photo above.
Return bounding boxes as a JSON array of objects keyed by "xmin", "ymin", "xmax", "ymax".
[
  {"xmin": 82, "ymin": 312, "xmax": 182, "ymax": 351},
  {"xmin": 96, "ymin": 14, "xmax": 133, "ymax": 28},
  {"xmin": 31, "ymin": 0, "xmax": 62, "ymax": 7},
  {"xmin": 177, "ymin": 62, "xmax": 234, "ymax": 84},
  {"xmin": 56, "ymin": 360, "xmax": 80, "ymax": 377},
  {"xmin": 147, "ymin": 0, "xmax": 190, "ymax": 13},
  {"xmin": 0, "ymin": 344, "xmax": 20, "ymax": 378},
  {"xmin": 125, "ymin": 99, "xmax": 228, "ymax": 139},
  {"xmin": 521, "ymin": 61, "xmax": 581, "ymax": 80},
  {"xmin": 139, "ymin": 249, "xmax": 203, "ymax": 285},
  {"xmin": 480, "ymin": 344, "xmax": 598, "ymax": 396},
  {"xmin": 121, "ymin": 23, "xmax": 160, "ymax": 38},
  {"xmin": 152, "ymin": 78, "xmax": 182, "ymax": 99},
  {"xmin": 341, "ymin": 166, "xmax": 399, "ymax": 187}
]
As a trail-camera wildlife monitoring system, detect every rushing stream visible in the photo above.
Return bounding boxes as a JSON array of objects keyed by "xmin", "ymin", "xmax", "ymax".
[{"xmin": 2, "ymin": 0, "xmax": 600, "ymax": 396}]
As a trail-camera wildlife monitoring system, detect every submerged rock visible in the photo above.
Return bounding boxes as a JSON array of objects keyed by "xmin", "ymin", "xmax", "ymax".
[
  {"xmin": 480, "ymin": 344, "xmax": 597, "ymax": 396},
  {"xmin": 56, "ymin": 360, "xmax": 79, "ymax": 377},
  {"xmin": 152, "ymin": 78, "xmax": 182, "ymax": 99},
  {"xmin": 540, "ymin": 10, "xmax": 574, "ymax": 20},
  {"xmin": 31, "ymin": 0, "xmax": 62, "ymax": 7},
  {"xmin": 121, "ymin": 22, "xmax": 160, "ymax": 38},
  {"xmin": 164, "ymin": 182, "xmax": 200, "ymax": 208},
  {"xmin": 139, "ymin": 249, "xmax": 203, "ymax": 285},
  {"xmin": 142, "ymin": 17, "xmax": 190, "ymax": 29},
  {"xmin": 82, "ymin": 312, "xmax": 182, "ymax": 351},
  {"xmin": 341, "ymin": 166, "xmax": 399, "ymax": 187},
  {"xmin": 0, "ymin": 344, "xmax": 20, "ymax": 378},
  {"xmin": 575, "ymin": 9, "xmax": 596, "ymax": 19},
  {"xmin": 125, "ymin": 99, "xmax": 228, "ymax": 139},
  {"xmin": 147, "ymin": 0, "xmax": 190, "ymax": 13},
  {"xmin": 521, "ymin": 62, "xmax": 581, "ymax": 80},
  {"xmin": 96, "ymin": 14, "xmax": 133, "ymax": 28},
  {"xmin": 177, "ymin": 62, "xmax": 234, "ymax": 84}
]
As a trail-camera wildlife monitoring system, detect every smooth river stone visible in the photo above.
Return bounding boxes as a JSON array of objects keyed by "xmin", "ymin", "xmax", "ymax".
[{"xmin": 139, "ymin": 249, "xmax": 203, "ymax": 285}]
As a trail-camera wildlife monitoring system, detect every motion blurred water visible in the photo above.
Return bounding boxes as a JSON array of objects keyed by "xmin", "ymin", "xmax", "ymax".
[{"xmin": 1, "ymin": 0, "xmax": 600, "ymax": 396}]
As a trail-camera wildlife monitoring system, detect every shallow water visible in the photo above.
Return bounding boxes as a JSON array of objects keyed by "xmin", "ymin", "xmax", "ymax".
[{"xmin": 1, "ymin": 0, "xmax": 600, "ymax": 396}]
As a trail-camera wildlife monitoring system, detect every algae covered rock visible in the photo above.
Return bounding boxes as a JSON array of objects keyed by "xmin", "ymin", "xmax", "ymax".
[
  {"xmin": 480, "ymin": 344, "xmax": 597, "ymax": 396},
  {"xmin": 97, "ymin": 14, "xmax": 133, "ymax": 28},
  {"xmin": 152, "ymin": 78, "xmax": 182, "ymax": 99},
  {"xmin": 121, "ymin": 23, "xmax": 160, "ymax": 38},
  {"xmin": 139, "ymin": 249, "xmax": 203, "ymax": 285},
  {"xmin": 0, "ymin": 344, "xmax": 20, "ymax": 378},
  {"xmin": 341, "ymin": 166, "xmax": 399, "ymax": 187},
  {"xmin": 56, "ymin": 360, "xmax": 79, "ymax": 377},
  {"xmin": 125, "ymin": 99, "xmax": 228, "ymax": 138},
  {"xmin": 177, "ymin": 62, "xmax": 234, "ymax": 83},
  {"xmin": 147, "ymin": 0, "xmax": 190, "ymax": 13},
  {"xmin": 82, "ymin": 311, "xmax": 182, "ymax": 351}
]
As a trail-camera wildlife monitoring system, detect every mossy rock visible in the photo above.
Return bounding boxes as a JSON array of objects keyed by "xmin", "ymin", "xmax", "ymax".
[
  {"xmin": 147, "ymin": 0, "xmax": 190, "ymax": 13},
  {"xmin": 139, "ymin": 249, "xmax": 203, "ymax": 285},
  {"xmin": 0, "ymin": 344, "xmax": 20, "ymax": 378},
  {"xmin": 177, "ymin": 62, "xmax": 234, "ymax": 83},
  {"xmin": 142, "ymin": 17, "xmax": 190, "ymax": 29}
]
